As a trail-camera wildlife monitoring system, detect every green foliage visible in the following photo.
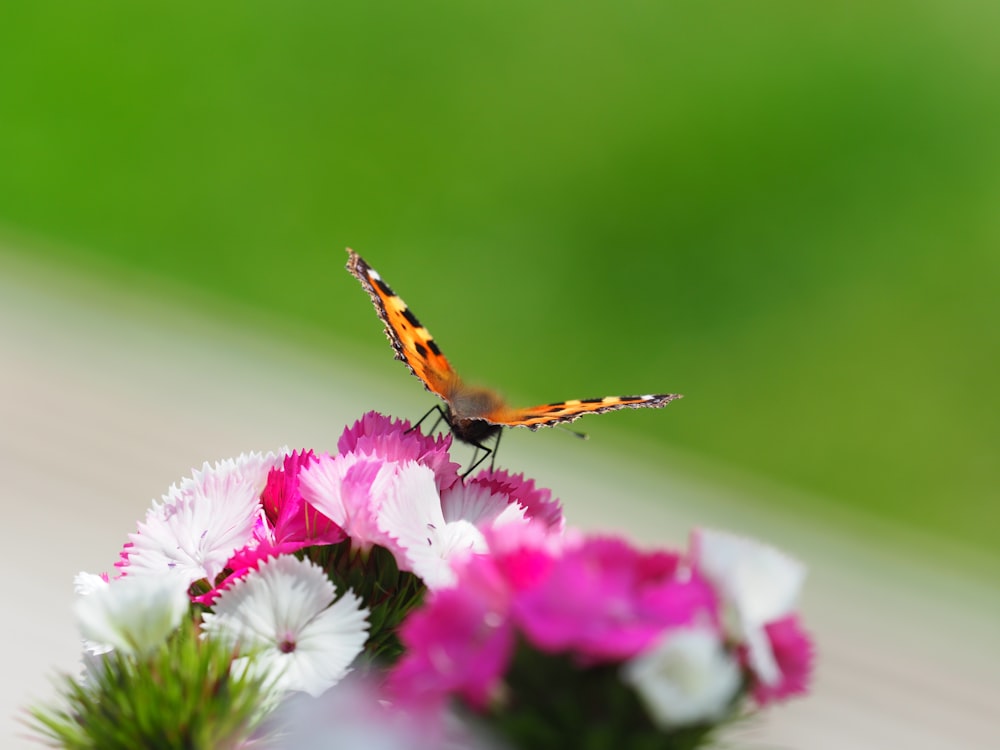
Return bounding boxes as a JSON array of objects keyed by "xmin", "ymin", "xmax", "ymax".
[
  {"xmin": 488, "ymin": 642, "xmax": 723, "ymax": 750},
  {"xmin": 305, "ymin": 541, "xmax": 425, "ymax": 663},
  {"xmin": 28, "ymin": 620, "xmax": 268, "ymax": 750}
]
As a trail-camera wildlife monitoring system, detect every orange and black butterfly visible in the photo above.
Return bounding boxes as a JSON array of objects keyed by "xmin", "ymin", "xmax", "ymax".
[{"xmin": 346, "ymin": 249, "xmax": 681, "ymax": 472}]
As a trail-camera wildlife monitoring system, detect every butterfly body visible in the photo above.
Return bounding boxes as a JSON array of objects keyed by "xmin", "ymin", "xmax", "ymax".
[
  {"xmin": 445, "ymin": 385, "xmax": 505, "ymax": 440},
  {"xmin": 346, "ymin": 249, "xmax": 681, "ymax": 456}
]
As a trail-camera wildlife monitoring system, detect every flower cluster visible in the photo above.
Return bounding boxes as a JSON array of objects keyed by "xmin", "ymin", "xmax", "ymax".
[
  {"xmin": 389, "ymin": 526, "xmax": 811, "ymax": 746},
  {"xmin": 31, "ymin": 412, "xmax": 813, "ymax": 750}
]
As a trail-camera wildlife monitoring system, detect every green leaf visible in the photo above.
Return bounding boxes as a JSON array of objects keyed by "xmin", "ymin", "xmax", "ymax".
[{"xmin": 28, "ymin": 619, "xmax": 269, "ymax": 750}]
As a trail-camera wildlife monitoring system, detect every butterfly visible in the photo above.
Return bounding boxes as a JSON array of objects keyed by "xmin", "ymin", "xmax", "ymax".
[{"xmin": 346, "ymin": 248, "xmax": 682, "ymax": 472}]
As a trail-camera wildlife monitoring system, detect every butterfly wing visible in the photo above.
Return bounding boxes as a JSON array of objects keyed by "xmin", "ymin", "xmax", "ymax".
[
  {"xmin": 346, "ymin": 249, "xmax": 459, "ymax": 401},
  {"xmin": 346, "ymin": 248, "xmax": 682, "ymax": 438},
  {"xmin": 482, "ymin": 393, "xmax": 682, "ymax": 430}
]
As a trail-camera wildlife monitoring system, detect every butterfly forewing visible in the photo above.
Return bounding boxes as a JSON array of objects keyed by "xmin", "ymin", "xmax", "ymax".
[
  {"xmin": 486, "ymin": 393, "xmax": 683, "ymax": 430},
  {"xmin": 346, "ymin": 249, "xmax": 458, "ymax": 401}
]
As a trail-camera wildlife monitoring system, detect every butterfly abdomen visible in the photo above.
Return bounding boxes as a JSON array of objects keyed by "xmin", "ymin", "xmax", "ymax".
[{"xmin": 449, "ymin": 416, "xmax": 503, "ymax": 445}]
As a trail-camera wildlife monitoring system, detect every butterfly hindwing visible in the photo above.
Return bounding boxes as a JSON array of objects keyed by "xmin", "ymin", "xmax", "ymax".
[
  {"xmin": 485, "ymin": 393, "xmax": 683, "ymax": 430},
  {"xmin": 346, "ymin": 249, "xmax": 457, "ymax": 400}
]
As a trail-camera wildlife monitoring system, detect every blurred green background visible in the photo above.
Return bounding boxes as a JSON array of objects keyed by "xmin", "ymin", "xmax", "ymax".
[{"xmin": 1, "ymin": 2, "xmax": 996, "ymax": 559}]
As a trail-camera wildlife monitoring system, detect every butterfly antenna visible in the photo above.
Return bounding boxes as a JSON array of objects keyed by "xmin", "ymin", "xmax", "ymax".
[{"xmin": 558, "ymin": 425, "xmax": 589, "ymax": 440}]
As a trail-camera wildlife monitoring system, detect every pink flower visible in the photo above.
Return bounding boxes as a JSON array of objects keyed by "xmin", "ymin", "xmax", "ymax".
[
  {"xmin": 298, "ymin": 453, "xmax": 397, "ymax": 552},
  {"xmin": 389, "ymin": 530, "xmax": 722, "ymax": 711},
  {"xmin": 512, "ymin": 537, "xmax": 718, "ymax": 662},
  {"xmin": 183, "ymin": 451, "xmax": 349, "ymax": 606},
  {"xmin": 303, "ymin": 422, "xmax": 560, "ymax": 589},
  {"xmin": 480, "ymin": 521, "xmax": 566, "ymax": 593},
  {"xmin": 387, "ymin": 528, "xmax": 557, "ymax": 709},
  {"xmin": 190, "ymin": 538, "xmax": 301, "ymax": 606},
  {"xmin": 337, "ymin": 412, "xmax": 460, "ymax": 491},
  {"xmin": 390, "ymin": 555, "xmax": 515, "ymax": 710},
  {"xmin": 260, "ymin": 450, "xmax": 345, "ymax": 548},
  {"xmin": 467, "ymin": 469, "xmax": 564, "ymax": 530},
  {"xmin": 749, "ymin": 615, "xmax": 815, "ymax": 705}
]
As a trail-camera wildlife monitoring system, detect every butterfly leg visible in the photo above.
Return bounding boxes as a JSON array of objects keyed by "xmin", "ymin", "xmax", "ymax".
[
  {"xmin": 488, "ymin": 428, "xmax": 502, "ymax": 473},
  {"xmin": 461, "ymin": 441, "xmax": 492, "ymax": 479},
  {"xmin": 460, "ymin": 428, "xmax": 503, "ymax": 479},
  {"xmin": 406, "ymin": 405, "xmax": 449, "ymax": 437}
]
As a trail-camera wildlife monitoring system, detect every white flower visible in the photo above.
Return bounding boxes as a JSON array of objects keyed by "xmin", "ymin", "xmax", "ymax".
[
  {"xmin": 691, "ymin": 528, "xmax": 806, "ymax": 686},
  {"xmin": 74, "ymin": 571, "xmax": 190, "ymax": 657},
  {"xmin": 125, "ymin": 451, "xmax": 283, "ymax": 583},
  {"xmin": 201, "ymin": 555, "xmax": 369, "ymax": 697},
  {"xmin": 377, "ymin": 462, "xmax": 527, "ymax": 589},
  {"xmin": 622, "ymin": 627, "xmax": 741, "ymax": 728}
]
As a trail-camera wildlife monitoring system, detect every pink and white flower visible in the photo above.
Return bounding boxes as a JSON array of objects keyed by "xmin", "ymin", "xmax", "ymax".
[
  {"xmin": 300, "ymin": 414, "xmax": 564, "ymax": 588},
  {"xmin": 298, "ymin": 452, "xmax": 400, "ymax": 553},
  {"xmin": 381, "ymin": 463, "xmax": 533, "ymax": 588},
  {"xmin": 690, "ymin": 528, "xmax": 813, "ymax": 703},
  {"xmin": 390, "ymin": 530, "xmax": 720, "ymax": 709}
]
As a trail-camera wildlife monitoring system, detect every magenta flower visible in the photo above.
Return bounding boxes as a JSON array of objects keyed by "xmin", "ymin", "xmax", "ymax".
[
  {"xmin": 191, "ymin": 538, "xmax": 303, "ymax": 606},
  {"xmin": 337, "ymin": 412, "xmax": 460, "ymax": 491},
  {"xmin": 388, "ymin": 526, "xmax": 559, "ymax": 709},
  {"xmin": 389, "ymin": 530, "xmax": 722, "ymax": 710},
  {"xmin": 512, "ymin": 536, "xmax": 718, "ymax": 662},
  {"xmin": 261, "ymin": 450, "xmax": 346, "ymax": 548},
  {"xmin": 749, "ymin": 615, "xmax": 815, "ymax": 705},
  {"xmin": 467, "ymin": 469, "xmax": 564, "ymax": 530},
  {"xmin": 36, "ymin": 409, "xmax": 818, "ymax": 749},
  {"xmin": 301, "ymin": 413, "xmax": 565, "ymax": 589},
  {"xmin": 390, "ymin": 556, "xmax": 515, "ymax": 710},
  {"xmin": 481, "ymin": 520, "xmax": 567, "ymax": 592}
]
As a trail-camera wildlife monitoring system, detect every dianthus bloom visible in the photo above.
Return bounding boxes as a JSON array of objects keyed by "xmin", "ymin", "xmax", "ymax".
[
  {"xmin": 389, "ymin": 526, "xmax": 721, "ymax": 710},
  {"xmin": 299, "ymin": 413, "xmax": 564, "ymax": 588},
  {"xmin": 390, "ymin": 524, "xmax": 814, "ymax": 741},
  {"xmin": 690, "ymin": 528, "xmax": 814, "ymax": 705},
  {"xmin": 47, "ymin": 410, "xmax": 815, "ymax": 750},
  {"xmin": 114, "ymin": 413, "xmax": 564, "ymax": 603}
]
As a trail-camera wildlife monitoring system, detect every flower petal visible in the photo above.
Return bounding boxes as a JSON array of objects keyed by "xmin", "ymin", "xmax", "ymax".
[
  {"xmin": 202, "ymin": 555, "xmax": 369, "ymax": 697},
  {"xmin": 622, "ymin": 627, "xmax": 741, "ymax": 728},
  {"xmin": 75, "ymin": 572, "xmax": 190, "ymax": 657}
]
